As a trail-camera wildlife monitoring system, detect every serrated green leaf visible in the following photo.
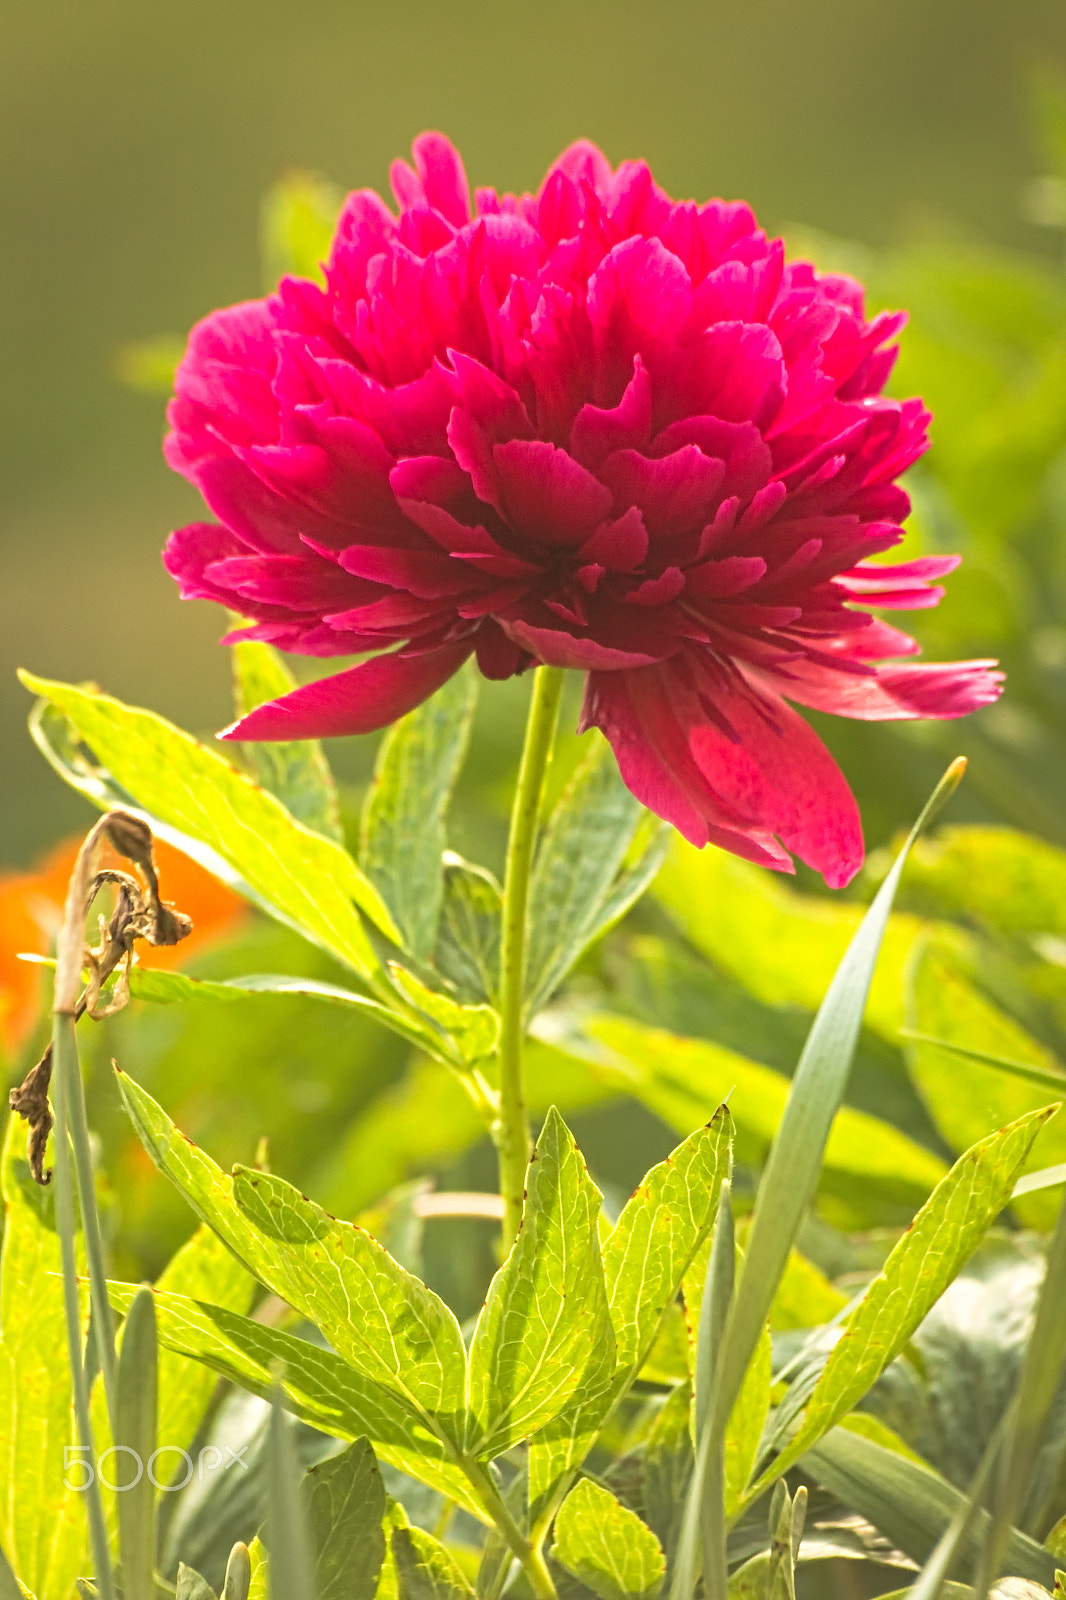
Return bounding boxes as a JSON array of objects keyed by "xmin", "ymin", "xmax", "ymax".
[
  {"xmin": 123, "ymin": 965, "xmax": 446, "ymax": 1059},
  {"xmin": 104, "ymin": 1283, "xmax": 486, "ymax": 1521},
  {"xmin": 386, "ymin": 964, "xmax": 499, "ymax": 1065},
  {"xmin": 21, "ymin": 672, "xmax": 398, "ymax": 973},
  {"xmin": 605, "ymin": 1111, "xmax": 734, "ymax": 1381},
  {"xmin": 231, "ymin": 1165, "xmax": 467, "ymax": 1420},
  {"xmin": 801, "ymin": 1426, "xmax": 1055, "ymax": 1586},
  {"xmin": 117, "ymin": 1072, "xmax": 468, "ymax": 1439},
  {"xmin": 551, "ymin": 1478, "xmax": 664, "ymax": 1600},
  {"xmin": 231, "ymin": 639, "xmax": 343, "ymax": 841},
  {"xmin": 524, "ymin": 742, "xmax": 654, "ymax": 1015},
  {"xmin": 247, "ymin": 1538, "xmax": 268, "ymax": 1600},
  {"xmin": 176, "ymin": 1566, "xmax": 217, "ymax": 1600},
  {"xmin": 749, "ymin": 1105, "xmax": 1055, "ymax": 1498},
  {"xmin": 306, "ymin": 1439, "xmax": 386, "ymax": 1600},
  {"xmin": 527, "ymin": 1115, "xmax": 731, "ymax": 1530},
  {"xmin": 391, "ymin": 1524, "xmax": 474, "ymax": 1599},
  {"xmin": 0, "ymin": 1118, "xmax": 87, "ymax": 1600},
  {"xmin": 359, "ymin": 665, "xmax": 477, "ymax": 963},
  {"xmin": 431, "ymin": 855, "xmax": 502, "ymax": 1005},
  {"xmin": 467, "ymin": 1108, "xmax": 614, "ymax": 1460}
]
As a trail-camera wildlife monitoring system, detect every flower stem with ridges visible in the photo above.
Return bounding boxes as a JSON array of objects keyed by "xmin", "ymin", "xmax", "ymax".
[{"xmin": 496, "ymin": 664, "xmax": 565, "ymax": 1248}]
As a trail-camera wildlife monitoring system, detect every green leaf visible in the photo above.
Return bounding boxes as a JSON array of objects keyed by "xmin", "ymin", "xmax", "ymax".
[
  {"xmin": 117, "ymin": 1072, "xmax": 469, "ymax": 1435},
  {"xmin": 104, "ymin": 1282, "xmax": 486, "ymax": 1520},
  {"xmin": 113, "ymin": 334, "xmax": 184, "ymax": 395},
  {"xmin": 306, "ymin": 1439, "xmax": 386, "ymax": 1600},
  {"xmin": 643, "ymin": 1383, "xmax": 693, "ymax": 1561},
  {"xmin": 527, "ymin": 1116, "xmax": 732, "ymax": 1530},
  {"xmin": 359, "ymin": 665, "xmax": 477, "ymax": 963},
  {"xmin": 385, "ymin": 963, "xmax": 499, "ymax": 1066},
  {"xmin": 431, "ymin": 856, "xmax": 501, "ymax": 1005},
  {"xmin": 905, "ymin": 940, "xmax": 1066, "ymax": 1227},
  {"xmin": 801, "ymin": 1426, "xmax": 1056, "ymax": 1587},
  {"xmin": 231, "ymin": 639, "xmax": 343, "ymax": 842},
  {"xmin": 21, "ymin": 673, "xmax": 398, "ymax": 972},
  {"xmin": 467, "ymin": 1108, "xmax": 615, "ymax": 1460},
  {"xmin": 605, "ymin": 1111, "xmax": 734, "ymax": 1385},
  {"xmin": 247, "ymin": 1539, "xmax": 268, "ymax": 1600},
  {"xmin": 152, "ymin": 1225, "xmax": 256, "ymax": 1478},
  {"xmin": 259, "ymin": 169, "xmax": 343, "ymax": 288},
  {"xmin": 176, "ymin": 1566, "xmax": 217, "ymax": 1600},
  {"xmin": 524, "ymin": 742, "xmax": 660, "ymax": 1015},
  {"xmin": 123, "ymin": 966, "xmax": 447, "ymax": 1060},
  {"xmin": 0, "ymin": 1118, "xmax": 87, "ymax": 1600},
  {"xmin": 391, "ymin": 1524, "xmax": 475, "ymax": 1599},
  {"xmin": 586, "ymin": 1014, "xmax": 948, "ymax": 1225},
  {"xmin": 113, "ymin": 1288, "xmax": 157, "ymax": 1600},
  {"xmin": 750, "ymin": 1104, "xmax": 1055, "ymax": 1497},
  {"xmin": 671, "ymin": 762, "xmax": 968, "ymax": 1598},
  {"xmin": 551, "ymin": 1479, "xmax": 664, "ymax": 1600}
]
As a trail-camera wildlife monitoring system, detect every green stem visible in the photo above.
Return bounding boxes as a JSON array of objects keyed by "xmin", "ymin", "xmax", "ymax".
[
  {"xmin": 65, "ymin": 1029, "xmax": 117, "ymax": 1421},
  {"xmin": 464, "ymin": 1459, "xmax": 559, "ymax": 1599},
  {"xmin": 52, "ymin": 1012, "xmax": 118, "ymax": 1600},
  {"xmin": 495, "ymin": 665, "xmax": 565, "ymax": 1248}
]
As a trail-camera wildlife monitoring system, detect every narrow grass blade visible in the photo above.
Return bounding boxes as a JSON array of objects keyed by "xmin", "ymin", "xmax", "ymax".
[
  {"xmin": 974, "ymin": 1188, "xmax": 1066, "ymax": 1595},
  {"xmin": 905, "ymin": 1418, "xmax": 1004, "ymax": 1600},
  {"xmin": 674, "ymin": 760, "xmax": 966, "ymax": 1594},
  {"xmin": 0, "ymin": 1541, "xmax": 22, "ymax": 1600},
  {"xmin": 62, "ymin": 1021, "xmax": 117, "ymax": 1421},
  {"xmin": 115, "ymin": 1287, "xmax": 158, "ymax": 1600},
  {"xmin": 899, "ymin": 1032, "xmax": 1066, "ymax": 1096},
  {"xmin": 1014, "ymin": 1164, "xmax": 1066, "ymax": 1198},
  {"xmin": 266, "ymin": 1389, "xmax": 316, "ymax": 1600},
  {"xmin": 52, "ymin": 1014, "xmax": 117, "ymax": 1600}
]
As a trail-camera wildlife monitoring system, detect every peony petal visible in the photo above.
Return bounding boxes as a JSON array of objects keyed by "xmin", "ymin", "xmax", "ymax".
[
  {"xmin": 492, "ymin": 438, "xmax": 613, "ymax": 543},
  {"xmin": 222, "ymin": 640, "xmax": 474, "ymax": 740}
]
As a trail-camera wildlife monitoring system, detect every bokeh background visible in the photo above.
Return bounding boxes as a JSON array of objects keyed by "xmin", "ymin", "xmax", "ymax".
[{"xmin": 5, "ymin": 0, "xmax": 1066, "ymax": 867}]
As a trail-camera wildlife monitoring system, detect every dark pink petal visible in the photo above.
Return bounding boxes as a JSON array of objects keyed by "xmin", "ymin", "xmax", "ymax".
[
  {"xmin": 337, "ymin": 543, "xmax": 486, "ymax": 599},
  {"xmin": 222, "ymin": 640, "xmax": 474, "ymax": 740},
  {"xmin": 623, "ymin": 568, "xmax": 687, "ymax": 607},
  {"xmin": 163, "ymin": 523, "xmax": 248, "ymax": 603},
  {"xmin": 205, "ymin": 553, "xmax": 374, "ymax": 612},
  {"xmin": 578, "ymin": 507, "xmax": 650, "ymax": 571},
  {"xmin": 492, "ymin": 439, "xmax": 613, "ymax": 543},
  {"xmin": 685, "ymin": 555, "xmax": 767, "ymax": 598},
  {"xmin": 501, "ymin": 617, "xmax": 667, "ymax": 670},
  {"xmin": 751, "ymin": 654, "xmax": 1003, "ymax": 720},
  {"xmin": 569, "ymin": 357, "xmax": 653, "ymax": 470},
  {"xmin": 598, "ymin": 446, "xmax": 725, "ymax": 538}
]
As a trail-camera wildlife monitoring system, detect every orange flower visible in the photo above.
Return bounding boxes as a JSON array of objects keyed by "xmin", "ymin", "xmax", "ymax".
[{"xmin": 0, "ymin": 834, "xmax": 246, "ymax": 1054}]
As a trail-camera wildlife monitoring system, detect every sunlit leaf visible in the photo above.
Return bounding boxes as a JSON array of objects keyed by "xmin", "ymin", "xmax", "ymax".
[
  {"xmin": 431, "ymin": 856, "xmax": 501, "ymax": 1005},
  {"xmin": 104, "ymin": 1283, "xmax": 485, "ymax": 1521},
  {"xmin": 359, "ymin": 665, "xmax": 477, "ymax": 963},
  {"xmin": 231, "ymin": 639, "xmax": 343, "ymax": 842},
  {"xmin": 748, "ymin": 1104, "xmax": 1055, "ymax": 1498},
  {"xmin": 467, "ymin": 1108, "xmax": 614, "ymax": 1460},
  {"xmin": 391, "ymin": 1522, "xmax": 474, "ymax": 1599},
  {"xmin": 21, "ymin": 674, "xmax": 397, "ymax": 973},
  {"xmin": 306, "ymin": 1439, "xmax": 386, "ymax": 1600},
  {"xmin": 0, "ymin": 1119, "xmax": 87, "ymax": 1600},
  {"xmin": 551, "ymin": 1478, "xmax": 665, "ymax": 1600}
]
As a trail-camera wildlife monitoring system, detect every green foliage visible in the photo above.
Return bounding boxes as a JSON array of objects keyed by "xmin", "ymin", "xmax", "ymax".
[
  {"xmin": 551, "ymin": 1478, "xmax": 665, "ymax": 1599},
  {"xmin": 306, "ymin": 1440, "xmax": 386, "ymax": 1600},
  {"xmin": 0, "ymin": 1118, "xmax": 87, "ymax": 1600},
  {"xmin": 231, "ymin": 639, "xmax": 343, "ymax": 842},
  {"xmin": 359, "ymin": 664, "xmax": 477, "ymax": 965},
  {"xmin": 391, "ymin": 1520, "xmax": 475, "ymax": 1599}
]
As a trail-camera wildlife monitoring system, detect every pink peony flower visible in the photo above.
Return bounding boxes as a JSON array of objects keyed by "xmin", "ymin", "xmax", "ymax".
[{"xmin": 164, "ymin": 134, "xmax": 1002, "ymax": 888}]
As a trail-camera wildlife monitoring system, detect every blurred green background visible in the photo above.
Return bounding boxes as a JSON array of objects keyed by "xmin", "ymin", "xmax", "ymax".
[{"xmin": 5, "ymin": 0, "xmax": 1066, "ymax": 867}]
